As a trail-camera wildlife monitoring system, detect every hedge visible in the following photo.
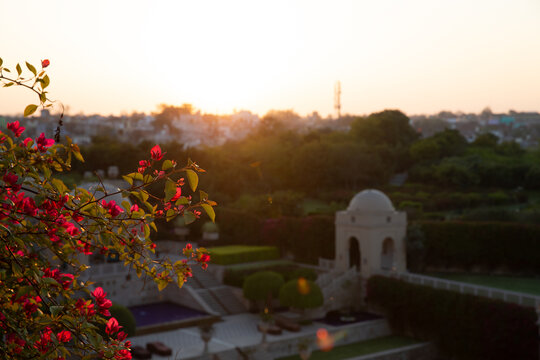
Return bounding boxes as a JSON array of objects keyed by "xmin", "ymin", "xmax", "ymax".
[
  {"xmin": 207, "ymin": 245, "xmax": 279, "ymax": 265},
  {"xmin": 215, "ymin": 208, "xmax": 335, "ymax": 265},
  {"xmin": 414, "ymin": 221, "xmax": 540, "ymax": 272},
  {"xmin": 243, "ymin": 271, "xmax": 284, "ymax": 301},
  {"xmin": 367, "ymin": 276, "xmax": 538, "ymax": 360}
]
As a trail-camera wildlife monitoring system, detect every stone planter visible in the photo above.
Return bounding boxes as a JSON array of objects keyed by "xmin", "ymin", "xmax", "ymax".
[
  {"xmin": 202, "ymin": 232, "xmax": 219, "ymax": 241},
  {"xmin": 174, "ymin": 227, "xmax": 190, "ymax": 236}
]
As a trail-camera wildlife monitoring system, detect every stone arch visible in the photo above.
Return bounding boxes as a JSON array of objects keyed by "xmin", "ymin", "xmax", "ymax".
[
  {"xmin": 381, "ymin": 237, "xmax": 395, "ymax": 270},
  {"xmin": 349, "ymin": 237, "xmax": 361, "ymax": 271}
]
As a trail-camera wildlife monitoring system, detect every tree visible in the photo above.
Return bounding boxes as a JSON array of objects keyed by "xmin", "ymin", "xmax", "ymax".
[
  {"xmin": 0, "ymin": 59, "xmax": 215, "ymax": 359},
  {"xmin": 350, "ymin": 110, "xmax": 419, "ymax": 148}
]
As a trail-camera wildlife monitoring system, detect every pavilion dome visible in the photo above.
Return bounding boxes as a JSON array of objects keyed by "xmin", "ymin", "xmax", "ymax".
[{"xmin": 347, "ymin": 189, "xmax": 395, "ymax": 212}]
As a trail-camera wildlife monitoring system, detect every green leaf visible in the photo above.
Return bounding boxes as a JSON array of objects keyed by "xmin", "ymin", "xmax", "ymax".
[
  {"xmin": 177, "ymin": 274, "xmax": 185, "ymax": 288},
  {"xmin": 39, "ymin": 92, "xmax": 47, "ymax": 103},
  {"xmin": 26, "ymin": 61, "xmax": 37, "ymax": 76},
  {"xmin": 42, "ymin": 74, "xmax": 50, "ymax": 89},
  {"xmin": 186, "ymin": 169, "xmax": 198, "ymax": 192},
  {"xmin": 122, "ymin": 175, "xmax": 133, "ymax": 185},
  {"xmin": 157, "ymin": 279, "xmax": 168, "ymax": 291},
  {"xmin": 16, "ymin": 63, "xmax": 22, "ymax": 76},
  {"xmin": 24, "ymin": 104, "xmax": 38, "ymax": 117},
  {"xmin": 144, "ymin": 224, "xmax": 150, "ymax": 239},
  {"xmin": 150, "ymin": 222, "xmax": 157, "ymax": 232},
  {"xmin": 121, "ymin": 201, "xmax": 131, "ymax": 211},
  {"xmin": 162, "ymin": 159, "xmax": 174, "ymax": 171},
  {"xmin": 166, "ymin": 209, "xmax": 176, "ymax": 222},
  {"xmin": 3, "ymin": 82, "xmax": 14, "ymax": 87},
  {"xmin": 73, "ymin": 149, "xmax": 84, "ymax": 163},
  {"xmin": 175, "ymin": 196, "xmax": 189, "ymax": 206},
  {"xmin": 201, "ymin": 204, "xmax": 216, "ymax": 222},
  {"xmin": 50, "ymin": 305, "xmax": 63, "ymax": 316},
  {"xmin": 0, "ymin": 58, "xmax": 3, "ymax": 67},
  {"xmin": 164, "ymin": 179, "xmax": 177, "ymax": 202},
  {"xmin": 16, "ymin": 285, "xmax": 34, "ymax": 299},
  {"xmin": 199, "ymin": 190, "xmax": 208, "ymax": 202},
  {"xmin": 51, "ymin": 178, "xmax": 68, "ymax": 194},
  {"xmin": 183, "ymin": 211, "xmax": 196, "ymax": 225}
]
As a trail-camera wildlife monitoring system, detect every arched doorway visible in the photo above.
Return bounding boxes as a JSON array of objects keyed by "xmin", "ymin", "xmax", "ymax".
[
  {"xmin": 381, "ymin": 237, "xmax": 395, "ymax": 270},
  {"xmin": 349, "ymin": 237, "xmax": 361, "ymax": 272}
]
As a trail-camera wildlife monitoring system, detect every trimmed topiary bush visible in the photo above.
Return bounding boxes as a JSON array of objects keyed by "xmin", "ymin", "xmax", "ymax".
[
  {"xmin": 243, "ymin": 271, "xmax": 284, "ymax": 303},
  {"xmin": 279, "ymin": 279, "xmax": 323, "ymax": 310},
  {"xmin": 110, "ymin": 304, "xmax": 137, "ymax": 337}
]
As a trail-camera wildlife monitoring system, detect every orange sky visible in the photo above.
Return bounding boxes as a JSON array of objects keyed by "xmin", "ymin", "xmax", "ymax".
[{"xmin": 1, "ymin": 0, "xmax": 540, "ymax": 117}]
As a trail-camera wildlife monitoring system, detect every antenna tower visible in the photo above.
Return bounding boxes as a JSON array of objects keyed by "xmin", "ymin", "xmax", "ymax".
[{"xmin": 334, "ymin": 81, "xmax": 341, "ymax": 119}]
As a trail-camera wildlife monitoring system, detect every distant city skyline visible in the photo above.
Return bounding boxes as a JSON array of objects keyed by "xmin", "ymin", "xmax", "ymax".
[{"xmin": 1, "ymin": 0, "xmax": 540, "ymax": 117}]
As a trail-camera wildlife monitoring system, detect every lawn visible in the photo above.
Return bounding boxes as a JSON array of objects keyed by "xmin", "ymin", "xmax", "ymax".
[
  {"xmin": 276, "ymin": 336, "xmax": 419, "ymax": 360},
  {"xmin": 429, "ymin": 273, "xmax": 540, "ymax": 296}
]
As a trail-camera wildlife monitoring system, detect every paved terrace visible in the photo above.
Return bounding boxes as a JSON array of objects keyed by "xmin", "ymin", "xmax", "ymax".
[{"xmin": 130, "ymin": 313, "xmax": 391, "ymax": 360}]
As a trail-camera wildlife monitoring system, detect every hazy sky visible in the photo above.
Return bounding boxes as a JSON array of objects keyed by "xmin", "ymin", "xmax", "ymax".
[{"xmin": 1, "ymin": 0, "xmax": 539, "ymax": 117}]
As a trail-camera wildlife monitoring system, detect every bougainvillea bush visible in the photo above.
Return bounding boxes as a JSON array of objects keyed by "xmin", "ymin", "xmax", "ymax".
[{"xmin": 0, "ymin": 59, "xmax": 215, "ymax": 359}]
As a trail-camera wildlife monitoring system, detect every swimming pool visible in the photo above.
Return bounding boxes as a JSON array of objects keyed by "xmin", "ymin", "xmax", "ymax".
[{"xmin": 129, "ymin": 302, "xmax": 207, "ymax": 327}]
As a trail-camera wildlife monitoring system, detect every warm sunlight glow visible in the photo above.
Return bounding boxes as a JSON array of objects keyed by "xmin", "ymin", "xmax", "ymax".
[{"xmin": 2, "ymin": 0, "xmax": 540, "ymax": 116}]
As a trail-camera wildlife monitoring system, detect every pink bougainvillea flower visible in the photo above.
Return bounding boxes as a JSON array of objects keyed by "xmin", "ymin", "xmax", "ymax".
[
  {"xmin": 57, "ymin": 330, "xmax": 71, "ymax": 343},
  {"xmin": 3, "ymin": 173, "xmax": 20, "ymax": 191},
  {"xmin": 106, "ymin": 317, "xmax": 121, "ymax": 335},
  {"xmin": 22, "ymin": 137, "xmax": 32, "ymax": 147},
  {"xmin": 91, "ymin": 287, "xmax": 106, "ymax": 301},
  {"xmin": 150, "ymin": 144, "xmax": 164, "ymax": 161},
  {"xmin": 41, "ymin": 59, "xmax": 50, "ymax": 68},
  {"xmin": 36, "ymin": 133, "xmax": 54, "ymax": 153},
  {"xmin": 7, "ymin": 121, "xmax": 25, "ymax": 137},
  {"xmin": 101, "ymin": 200, "xmax": 124, "ymax": 218},
  {"xmin": 130, "ymin": 204, "xmax": 139, "ymax": 213},
  {"xmin": 170, "ymin": 187, "xmax": 182, "ymax": 202},
  {"xmin": 137, "ymin": 160, "xmax": 150, "ymax": 174}
]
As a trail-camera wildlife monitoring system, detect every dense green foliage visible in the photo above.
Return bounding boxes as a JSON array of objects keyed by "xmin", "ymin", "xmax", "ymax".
[
  {"xmin": 410, "ymin": 221, "xmax": 540, "ymax": 272},
  {"xmin": 207, "ymin": 245, "xmax": 279, "ymax": 265},
  {"xmin": 279, "ymin": 279, "xmax": 323, "ymax": 309},
  {"xmin": 109, "ymin": 304, "xmax": 137, "ymax": 337},
  {"xmin": 242, "ymin": 271, "xmax": 285, "ymax": 301},
  {"xmin": 367, "ymin": 276, "xmax": 538, "ymax": 360},
  {"xmin": 216, "ymin": 208, "xmax": 335, "ymax": 264}
]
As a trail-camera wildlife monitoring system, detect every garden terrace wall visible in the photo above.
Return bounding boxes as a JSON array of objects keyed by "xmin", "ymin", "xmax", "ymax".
[
  {"xmin": 414, "ymin": 220, "xmax": 540, "ymax": 272},
  {"xmin": 367, "ymin": 275, "xmax": 538, "ymax": 360}
]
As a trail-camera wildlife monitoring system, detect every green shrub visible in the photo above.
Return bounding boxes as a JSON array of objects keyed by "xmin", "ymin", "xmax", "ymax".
[
  {"xmin": 243, "ymin": 271, "xmax": 284, "ymax": 301},
  {"xmin": 110, "ymin": 304, "xmax": 136, "ymax": 337},
  {"xmin": 279, "ymin": 279, "xmax": 323, "ymax": 310},
  {"xmin": 367, "ymin": 276, "xmax": 537, "ymax": 360},
  {"xmin": 208, "ymin": 245, "xmax": 279, "ymax": 265}
]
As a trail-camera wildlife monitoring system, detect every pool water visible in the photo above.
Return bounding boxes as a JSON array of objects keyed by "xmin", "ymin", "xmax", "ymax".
[{"xmin": 129, "ymin": 302, "xmax": 207, "ymax": 327}]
